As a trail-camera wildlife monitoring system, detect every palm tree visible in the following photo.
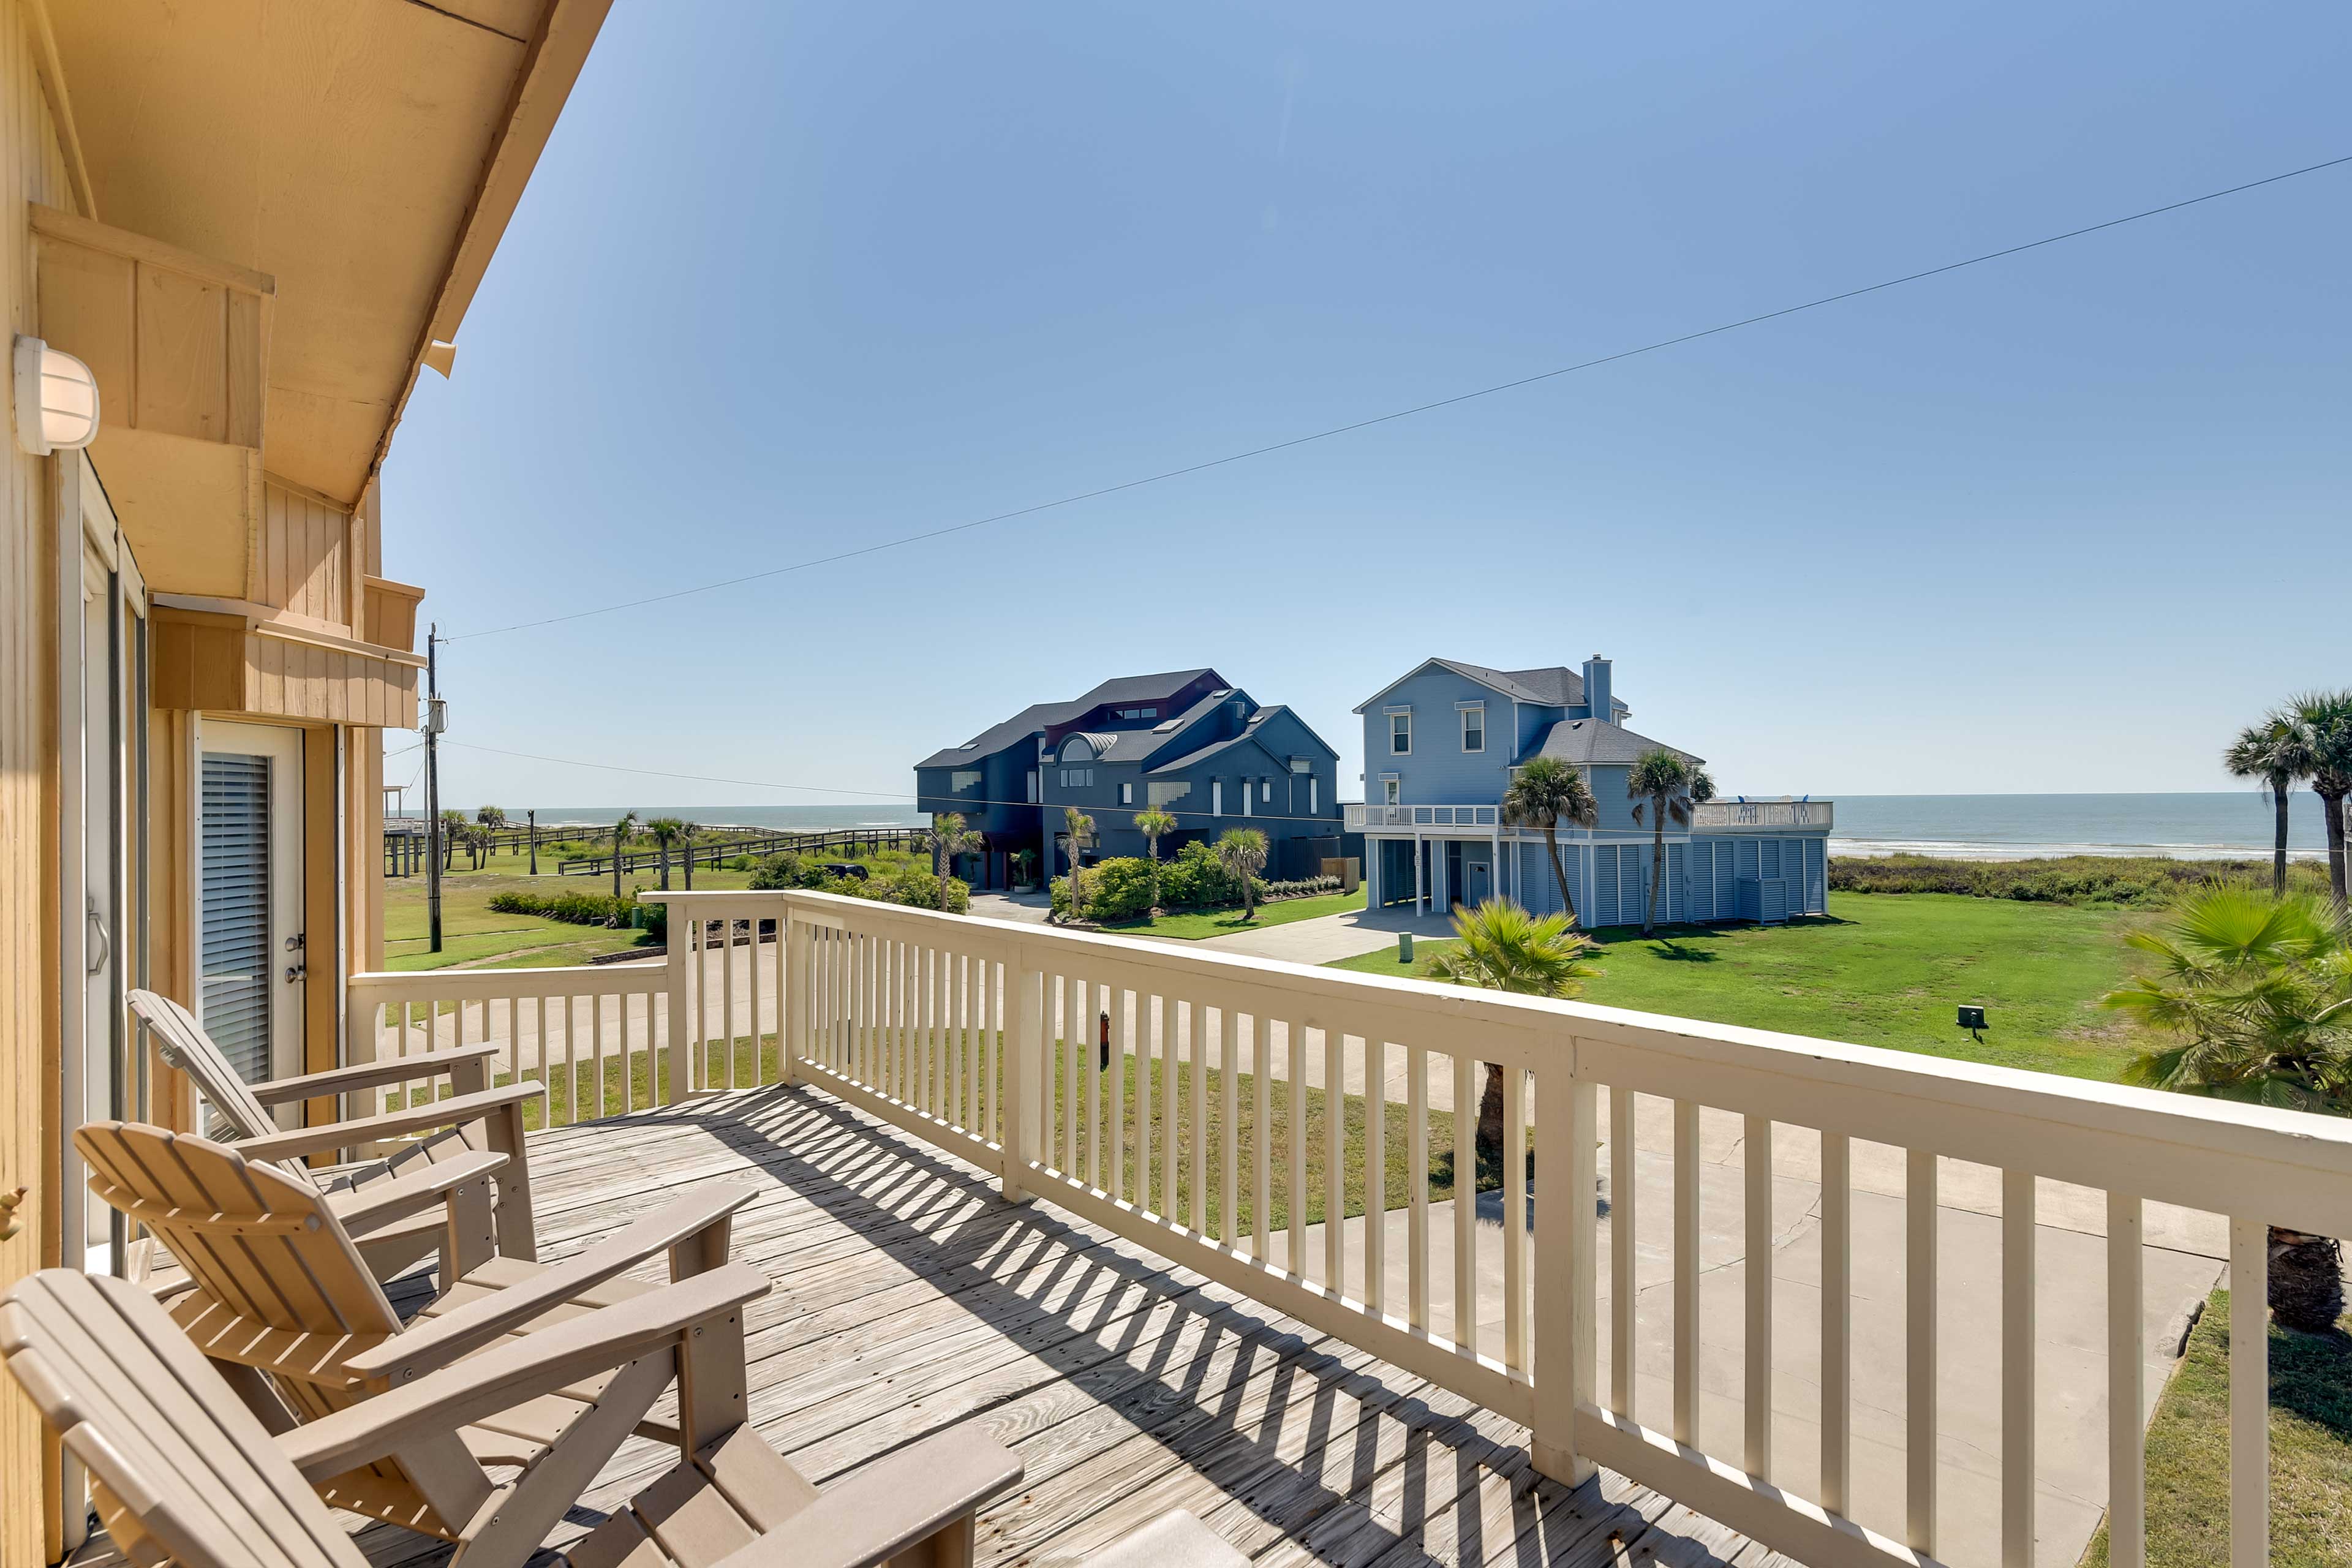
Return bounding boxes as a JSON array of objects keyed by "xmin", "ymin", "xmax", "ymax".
[
  {"xmin": 928, "ymin": 812, "xmax": 983, "ymax": 910},
  {"xmin": 1626, "ymin": 749, "xmax": 1700, "ymax": 937},
  {"xmin": 1501, "ymin": 758, "xmax": 1597, "ymax": 925},
  {"xmin": 2103, "ymin": 884, "xmax": 2352, "ymax": 1330},
  {"xmin": 475, "ymin": 804, "xmax": 506, "ymax": 831},
  {"xmin": 439, "ymin": 809, "xmax": 467, "ymax": 872},
  {"xmin": 2226, "ymin": 717, "xmax": 2315, "ymax": 899},
  {"xmin": 1432, "ymin": 899, "xmax": 1599, "ymax": 1160},
  {"xmin": 1133, "ymin": 806, "xmax": 1179, "ymax": 911},
  {"xmin": 681, "ymin": 821, "xmax": 701, "ymax": 889},
  {"xmin": 644, "ymin": 817, "xmax": 686, "ymax": 891},
  {"xmin": 1215, "ymin": 827, "xmax": 1270, "ymax": 921},
  {"xmin": 1061, "ymin": 807, "xmax": 1095, "ymax": 921},
  {"xmin": 611, "ymin": 810, "xmax": 639, "ymax": 898},
  {"xmin": 2289, "ymin": 692, "xmax": 2352, "ymax": 909}
]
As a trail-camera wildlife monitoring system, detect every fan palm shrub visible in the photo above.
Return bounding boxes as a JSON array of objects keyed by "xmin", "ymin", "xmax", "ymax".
[
  {"xmin": 644, "ymin": 817, "xmax": 686, "ymax": 891},
  {"xmin": 927, "ymin": 812, "xmax": 984, "ymax": 911},
  {"xmin": 1216, "ymin": 827, "xmax": 1270, "ymax": 921},
  {"xmin": 1502, "ymin": 757, "xmax": 1596, "ymax": 925},
  {"xmin": 2104, "ymin": 883, "xmax": 2352, "ymax": 1330},
  {"xmin": 1133, "ymin": 805, "xmax": 1179, "ymax": 911},
  {"xmin": 1626, "ymin": 750, "xmax": 1713, "ymax": 937},
  {"xmin": 2288, "ymin": 691, "xmax": 2352, "ymax": 908},
  {"xmin": 1431, "ymin": 899, "xmax": 1599, "ymax": 1159},
  {"xmin": 1061, "ymin": 807, "xmax": 1095, "ymax": 921},
  {"xmin": 2225, "ymin": 717, "xmax": 2314, "ymax": 899},
  {"xmin": 611, "ymin": 810, "xmax": 639, "ymax": 899}
]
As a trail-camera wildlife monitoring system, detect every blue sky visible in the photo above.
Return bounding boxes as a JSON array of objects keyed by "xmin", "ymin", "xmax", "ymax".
[{"xmin": 386, "ymin": 1, "xmax": 2351, "ymax": 810}]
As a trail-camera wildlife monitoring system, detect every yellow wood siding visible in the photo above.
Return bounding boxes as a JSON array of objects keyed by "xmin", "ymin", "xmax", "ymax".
[
  {"xmin": 260, "ymin": 478, "xmax": 349, "ymax": 627},
  {"xmin": 0, "ymin": 1, "xmax": 80, "ymax": 1558}
]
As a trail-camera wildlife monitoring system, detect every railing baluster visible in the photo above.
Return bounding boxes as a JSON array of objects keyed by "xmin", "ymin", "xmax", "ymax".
[
  {"xmin": 1363, "ymin": 1036, "xmax": 1384, "ymax": 1313},
  {"xmin": 1085, "ymin": 977, "xmax": 1102, "ymax": 1188},
  {"xmin": 592, "ymin": 992, "xmax": 607, "ymax": 1120},
  {"xmin": 1289, "ymin": 1018, "xmax": 1308, "ymax": 1275},
  {"xmin": 1129, "ymin": 992, "xmax": 1147, "ymax": 1213},
  {"xmin": 1409, "ymin": 1040, "xmax": 1428, "ymax": 1330},
  {"xmin": 1674, "ymin": 1098, "xmax": 1699, "ymax": 1444},
  {"xmin": 1821, "ymin": 1130, "xmax": 1852, "ymax": 1515},
  {"xmin": 1253, "ymin": 1014, "xmax": 1272, "ymax": 1262},
  {"xmin": 1503, "ymin": 1064, "xmax": 1526, "ymax": 1372},
  {"xmin": 1159, "ymin": 995, "xmax": 1178, "ymax": 1216},
  {"xmin": 1744, "ymin": 1113, "xmax": 1773, "ymax": 1478},
  {"xmin": 2002, "ymin": 1168, "xmax": 2036, "ymax": 1568},
  {"xmin": 1612, "ymin": 1085, "xmax": 1637, "ymax": 1418},
  {"xmin": 723, "ymin": 914, "xmax": 737, "ymax": 1090},
  {"xmin": 1327, "ymin": 1028, "xmax": 1346, "ymax": 1291},
  {"xmin": 1064, "ymin": 974, "xmax": 1082, "ymax": 1173},
  {"xmin": 1104, "ymin": 977, "xmax": 1120, "ymax": 1188},
  {"xmin": 1907, "ymin": 1147, "xmax": 1939, "ymax": 1556},
  {"xmin": 1219, "ymin": 1008, "xmax": 1237, "ymax": 1243},
  {"xmin": 1189, "ymin": 1001, "xmax": 1207, "ymax": 1235},
  {"xmin": 2229, "ymin": 1215, "xmax": 2267, "ymax": 1568},
  {"xmin": 1454, "ymin": 1050, "xmax": 1477, "ymax": 1354}
]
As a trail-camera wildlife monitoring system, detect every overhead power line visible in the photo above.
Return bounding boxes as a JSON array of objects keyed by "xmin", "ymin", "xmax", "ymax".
[{"xmin": 447, "ymin": 152, "xmax": 2352, "ymax": 643}]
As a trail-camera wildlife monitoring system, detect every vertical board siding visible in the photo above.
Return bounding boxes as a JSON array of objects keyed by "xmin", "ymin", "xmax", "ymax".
[
  {"xmin": 259, "ymin": 481, "xmax": 350, "ymax": 628},
  {"xmin": 2, "ymin": 2, "xmax": 77, "ymax": 1559}
]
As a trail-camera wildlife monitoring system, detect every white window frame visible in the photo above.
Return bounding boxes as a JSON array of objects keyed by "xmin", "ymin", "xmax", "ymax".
[
  {"xmin": 1458, "ymin": 702, "xmax": 1485, "ymax": 754},
  {"xmin": 1310, "ymin": 777, "xmax": 1318, "ymax": 813},
  {"xmin": 1241, "ymin": 782, "xmax": 1252, "ymax": 818},
  {"xmin": 1212, "ymin": 780, "xmax": 1224, "ymax": 816},
  {"xmin": 1120, "ymin": 781, "xmax": 1134, "ymax": 805},
  {"xmin": 1025, "ymin": 769, "xmax": 1039, "ymax": 803},
  {"xmin": 1381, "ymin": 774, "xmax": 1401, "ymax": 806},
  {"xmin": 951, "ymin": 769, "xmax": 981, "ymax": 793},
  {"xmin": 1388, "ymin": 708, "xmax": 1412, "ymax": 755}
]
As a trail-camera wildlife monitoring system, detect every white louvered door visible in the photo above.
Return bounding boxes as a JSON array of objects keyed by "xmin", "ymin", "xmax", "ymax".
[{"xmin": 198, "ymin": 720, "xmax": 303, "ymax": 1123}]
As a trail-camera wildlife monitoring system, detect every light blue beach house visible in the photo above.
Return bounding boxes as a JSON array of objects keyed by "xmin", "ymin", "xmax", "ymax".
[{"xmin": 1347, "ymin": 655, "xmax": 1832, "ymax": 925}]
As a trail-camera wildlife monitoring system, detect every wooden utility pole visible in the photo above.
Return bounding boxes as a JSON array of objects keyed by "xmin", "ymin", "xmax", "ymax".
[
  {"xmin": 424, "ymin": 626, "xmax": 444, "ymax": 952},
  {"xmin": 527, "ymin": 808, "xmax": 538, "ymax": 876}
]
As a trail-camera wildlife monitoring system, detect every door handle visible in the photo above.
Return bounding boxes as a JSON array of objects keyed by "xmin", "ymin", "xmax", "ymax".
[
  {"xmin": 86, "ymin": 897, "xmax": 110, "ymax": 976},
  {"xmin": 285, "ymin": 963, "xmax": 307, "ymax": 984}
]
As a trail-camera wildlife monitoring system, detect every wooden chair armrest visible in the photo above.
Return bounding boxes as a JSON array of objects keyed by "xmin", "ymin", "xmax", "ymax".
[
  {"xmin": 343, "ymin": 1185, "xmax": 756, "ymax": 1384},
  {"xmin": 328, "ymin": 1150, "xmax": 507, "ymax": 1234},
  {"xmin": 247, "ymin": 1043, "xmax": 502, "ymax": 1105},
  {"xmin": 281, "ymin": 1262, "xmax": 769, "ymax": 1481},
  {"xmin": 715, "ymin": 1428, "xmax": 1024, "ymax": 1568},
  {"xmin": 232, "ymin": 1081, "xmax": 538, "ymax": 1161}
]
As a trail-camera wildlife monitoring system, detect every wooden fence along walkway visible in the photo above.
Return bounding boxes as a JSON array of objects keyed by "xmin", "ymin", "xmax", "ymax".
[{"xmin": 339, "ymin": 888, "xmax": 2352, "ymax": 1568}]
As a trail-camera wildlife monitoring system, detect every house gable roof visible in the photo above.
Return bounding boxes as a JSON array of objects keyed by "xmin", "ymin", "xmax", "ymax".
[
  {"xmin": 916, "ymin": 669, "xmax": 1227, "ymax": 772},
  {"xmin": 1353, "ymin": 657, "xmax": 1600, "ymax": 713}
]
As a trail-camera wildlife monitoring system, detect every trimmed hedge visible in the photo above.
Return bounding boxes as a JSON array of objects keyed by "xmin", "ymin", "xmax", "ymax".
[
  {"xmin": 748, "ymin": 851, "xmax": 968, "ymax": 913},
  {"xmin": 1827, "ymin": 853, "xmax": 2331, "ymax": 908},
  {"xmin": 486, "ymin": 889, "xmax": 666, "ymax": 941},
  {"xmin": 1050, "ymin": 853, "xmax": 1343, "ymax": 922}
]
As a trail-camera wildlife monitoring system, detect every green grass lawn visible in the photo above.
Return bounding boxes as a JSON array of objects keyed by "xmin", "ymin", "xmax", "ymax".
[
  {"xmin": 2082, "ymin": 1291, "xmax": 2352, "ymax": 1567},
  {"xmin": 1098, "ymin": 888, "xmax": 1367, "ymax": 940},
  {"xmin": 1328, "ymin": 891, "xmax": 2152, "ymax": 1082}
]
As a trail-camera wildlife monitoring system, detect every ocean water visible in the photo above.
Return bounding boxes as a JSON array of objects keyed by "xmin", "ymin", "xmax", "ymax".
[
  {"xmin": 478, "ymin": 793, "xmax": 2332, "ymax": 862},
  {"xmin": 1826, "ymin": 793, "xmax": 2332, "ymax": 861}
]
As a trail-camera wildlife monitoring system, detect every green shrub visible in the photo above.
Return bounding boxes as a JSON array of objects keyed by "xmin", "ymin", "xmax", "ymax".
[
  {"xmin": 1262, "ymin": 874, "xmax": 1341, "ymax": 902},
  {"xmin": 485, "ymin": 889, "xmax": 637, "ymax": 927},
  {"xmin": 729, "ymin": 854, "xmax": 753, "ymax": 871},
  {"xmin": 1083, "ymin": 858, "xmax": 1158, "ymax": 921},
  {"xmin": 748, "ymin": 852, "xmax": 826, "ymax": 891},
  {"xmin": 1160, "ymin": 840, "xmax": 1243, "ymax": 908},
  {"xmin": 1826, "ymin": 854, "xmax": 2325, "ymax": 907}
]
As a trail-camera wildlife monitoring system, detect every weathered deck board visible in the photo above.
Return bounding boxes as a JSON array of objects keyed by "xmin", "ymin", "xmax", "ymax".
[{"xmin": 349, "ymin": 1082, "xmax": 1763, "ymax": 1566}]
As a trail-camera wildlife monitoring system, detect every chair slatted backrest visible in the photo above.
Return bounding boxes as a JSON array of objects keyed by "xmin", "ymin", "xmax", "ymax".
[
  {"xmin": 0, "ymin": 1268, "xmax": 366, "ymax": 1568},
  {"xmin": 75, "ymin": 1122, "xmax": 402, "ymax": 1417},
  {"xmin": 130, "ymin": 988, "xmax": 284, "ymax": 1145}
]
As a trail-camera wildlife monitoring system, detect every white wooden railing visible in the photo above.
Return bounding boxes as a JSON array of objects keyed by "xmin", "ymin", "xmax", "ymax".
[
  {"xmin": 1348, "ymin": 802, "xmax": 1501, "ymax": 830},
  {"xmin": 353, "ymin": 888, "xmax": 2352, "ymax": 1568},
  {"xmin": 1692, "ymin": 799, "xmax": 1834, "ymax": 829}
]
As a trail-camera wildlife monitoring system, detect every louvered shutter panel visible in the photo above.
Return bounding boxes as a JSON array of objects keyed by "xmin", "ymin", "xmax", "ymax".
[{"xmin": 201, "ymin": 754, "xmax": 273, "ymax": 1087}]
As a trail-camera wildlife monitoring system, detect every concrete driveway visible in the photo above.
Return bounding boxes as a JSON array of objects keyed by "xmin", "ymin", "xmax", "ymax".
[{"xmin": 1194, "ymin": 900, "xmax": 1456, "ymax": 963}]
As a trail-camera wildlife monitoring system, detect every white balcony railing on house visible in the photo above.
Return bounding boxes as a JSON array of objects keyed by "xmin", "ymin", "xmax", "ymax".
[
  {"xmin": 1692, "ymin": 798, "xmax": 1834, "ymax": 829},
  {"xmin": 343, "ymin": 888, "xmax": 2352, "ymax": 1568},
  {"xmin": 1346, "ymin": 802, "xmax": 1500, "ymax": 831}
]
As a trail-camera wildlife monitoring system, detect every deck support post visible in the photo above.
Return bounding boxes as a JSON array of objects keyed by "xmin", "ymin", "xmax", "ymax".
[
  {"xmin": 1532, "ymin": 1045, "xmax": 1597, "ymax": 1485},
  {"xmin": 665, "ymin": 911, "xmax": 693, "ymax": 1103},
  {"xmin": 1002, "ymin": 952, "xmax": 1043, "ymax": 1204}
]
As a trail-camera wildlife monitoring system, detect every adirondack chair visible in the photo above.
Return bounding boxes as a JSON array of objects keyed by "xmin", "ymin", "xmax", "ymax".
[
  {"xmin": 129, "ymin": 987, "xmax": 542, "ymax": 1279},
  {"xmin": 2, "ymin": 1267, "xmax": 1028, "ymax": 1568}
]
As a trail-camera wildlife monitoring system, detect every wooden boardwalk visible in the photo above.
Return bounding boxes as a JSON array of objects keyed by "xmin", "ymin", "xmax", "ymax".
[{"xmin": 358, "ymin": 1082, "xmax": 1789, "ymax": 1568}]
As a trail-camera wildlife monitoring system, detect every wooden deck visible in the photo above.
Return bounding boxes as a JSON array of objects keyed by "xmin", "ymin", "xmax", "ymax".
[{"xmin": 361, "ymin": 1082, "xmax": 1788, "ymax": 1568}]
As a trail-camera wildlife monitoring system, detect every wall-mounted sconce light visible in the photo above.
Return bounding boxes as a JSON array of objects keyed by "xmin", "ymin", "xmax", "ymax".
[{"xmin": 13, "ymin": 335, "xmax": 100, "ymax": 454}]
